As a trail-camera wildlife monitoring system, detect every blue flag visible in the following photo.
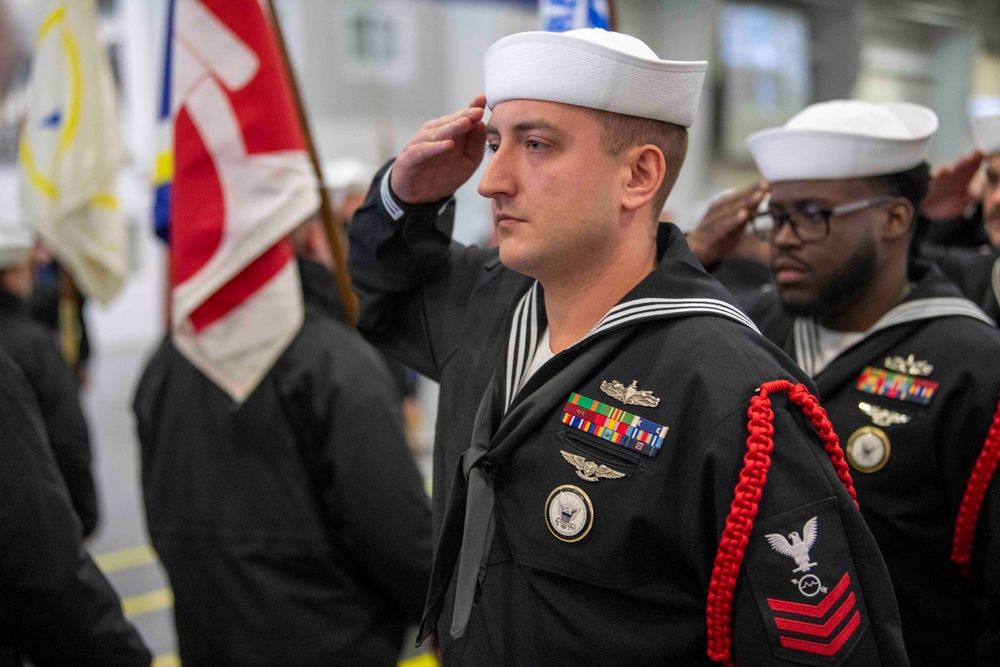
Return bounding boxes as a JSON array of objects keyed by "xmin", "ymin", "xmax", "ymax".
[
  {"xmin": 539, "ymin": 0, "xmax": 610, "ymax": 32},
  {"xmin": 152, "ymin": 0, "xmax": 175, "ymax": 243}
]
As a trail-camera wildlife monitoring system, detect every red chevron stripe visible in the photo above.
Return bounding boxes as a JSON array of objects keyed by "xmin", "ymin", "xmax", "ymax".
[
  {"xmin": 774, "ymin": 593, "xmax": 855, "ymax": 637},
  {"xmin": 779, "ymin": 611, "xmax": 861, "ymax": 657},
  {"xmin": 767, "ymin": 572, "xmax": 850, "ymax": 618}
]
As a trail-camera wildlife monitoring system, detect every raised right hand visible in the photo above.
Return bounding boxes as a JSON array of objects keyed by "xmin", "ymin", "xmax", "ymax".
[
  {"xmin": 687, "ymin": 181, "xmax": 769, "ymax": 267},
  {"xmin": 921, "ymin": 149, "xmax": 984, "ymax": 222},
  {"xmin": 390, "ymin": 95, "xmax": 488, "ymax": 205}
]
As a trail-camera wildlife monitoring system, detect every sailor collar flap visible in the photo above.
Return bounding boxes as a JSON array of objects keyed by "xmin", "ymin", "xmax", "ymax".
[
  {"xmin": 504, "ymin": 284, "xmax": 759, "ymax": 412},
  {"xmin": 793, "ymin": 266, "xmax": 995, "ymax": 379}
]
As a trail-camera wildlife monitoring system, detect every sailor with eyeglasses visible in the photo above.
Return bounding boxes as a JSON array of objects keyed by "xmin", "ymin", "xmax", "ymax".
[{"xmin": 728, "ymin": 99, "xmax": 1000, "ymax": 665}]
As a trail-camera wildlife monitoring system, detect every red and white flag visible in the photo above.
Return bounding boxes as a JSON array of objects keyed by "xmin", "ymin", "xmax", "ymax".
[{"xmin": 167, "ymin": 0, "xmax": 319, "ymax": 400}]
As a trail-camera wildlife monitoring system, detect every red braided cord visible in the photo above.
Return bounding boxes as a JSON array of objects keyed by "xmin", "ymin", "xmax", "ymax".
[
  {"xmin": 706, "ymin": 380, "xmax": 857, "ymax": 666},
  {"xmin": 706, "ymin": 380, "xmax": 781, "ymax": 666},
  {"xmin": 951, "ymin": 393, "xmax": 1000, "ymax": 579},
  {"xmin": 786, "ymin": 384, "xmax": 858, "ymax": 507}
]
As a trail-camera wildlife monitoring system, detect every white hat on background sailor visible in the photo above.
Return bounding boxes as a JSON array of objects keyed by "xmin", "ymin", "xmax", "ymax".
[
  {"xmin": 970, "ymin": 96, "xmax": 1000, "ymax": 157},
  {"xmin": 0, "ymin": 167, "xmax": 33, "ymax": 269},
  {"xmin": 746, "ymin": 100, "xmax": 939, "ymax": 181},
  {"xmin": 321, "ymin": 158, "xmax": 374, "ymax": 210},
  {"xmin": 483, "ymin": 28, "xmax": 708, "ymax": 127}
]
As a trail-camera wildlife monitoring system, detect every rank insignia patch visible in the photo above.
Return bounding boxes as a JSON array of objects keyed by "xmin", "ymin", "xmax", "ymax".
[
  {"xmin": 766, "ymin": 516, "xmax": 819, "ymax": 573},
  {"xmin": 856, "ymin": 366, "xmax": 938, "ymax": 405},
  {"xmin": 561, "ymin": 393, "xmax": 669, "ymax": 457},
  {"xmin": 745, "ymin": 498, "xmax": 869, "ymax": 666},
  {"xmin": 766, "ymin": 572, "xmax": 862, "ymax": 659},
  {"xmin": 545, "ymin": 485, "xmax": 593, "ymax": 542},
  {"xmin": 846, "ymin": 426, "xmax": 890, "ymax": 473}
]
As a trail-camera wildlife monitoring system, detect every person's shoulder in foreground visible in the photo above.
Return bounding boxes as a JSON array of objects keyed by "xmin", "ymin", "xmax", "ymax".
[{"xmin": 0, "ymin": 347, "xmax": 150, "ymax": 666}]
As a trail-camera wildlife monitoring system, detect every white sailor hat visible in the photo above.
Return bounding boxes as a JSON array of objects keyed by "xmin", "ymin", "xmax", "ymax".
[
  {"xmin": 0, "ymin": 167, "xmax": 32, "ymax": 269},
  {"xmin": 322, "ymin": 157, "xmax": 372, "ymax": 193},
  {"xmin": 321, "ymin": 157, "xmax": 374, "ymax": 208},
  {"xmin": 970, "ymin": 96, "xmax": 1000, "ymax": 156},
  {"xmin": 746, "ymin": 100, "xmax": 939, "ymax": 182},
  {"xmin": 483, "ymin": 29, "xmax": 708, "ymax": 128}
]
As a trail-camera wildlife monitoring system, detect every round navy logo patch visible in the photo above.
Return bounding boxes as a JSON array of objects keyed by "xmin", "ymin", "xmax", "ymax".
[
  {"xmin": 545, "ymin": 485, "xmax": 594, "ymax": 542},
  {"xmin": 847, "ymin": 426, "xmax": 891, "ymax": 473}
]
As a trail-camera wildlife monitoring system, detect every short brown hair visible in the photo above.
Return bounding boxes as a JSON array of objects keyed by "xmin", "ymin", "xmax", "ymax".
[{"xmin": 589, "ymin": 109, "xmax": 689, "ymax": 219}]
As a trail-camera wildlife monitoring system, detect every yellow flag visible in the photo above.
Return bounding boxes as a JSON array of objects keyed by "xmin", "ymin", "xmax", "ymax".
[{"xmin": 19, "ymin": 0, "xmax": 127, "ymax": 304}]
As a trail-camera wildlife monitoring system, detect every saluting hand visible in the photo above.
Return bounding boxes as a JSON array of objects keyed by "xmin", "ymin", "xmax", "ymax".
[
  {"xmin": 921, "ymin": 150, "xmax": 984, "ymax": 222},
  {"xmin": 687, "ymin": 180, "xmax": 769, "ymax": 268},
  {"xmin": 390, "ymin": 95, "xmax": 488, "ymax": 205}
]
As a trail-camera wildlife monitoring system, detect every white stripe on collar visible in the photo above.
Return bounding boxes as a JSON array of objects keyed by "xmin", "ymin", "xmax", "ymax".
[
  {"xmin": 505, "ymin": 283, "xmax": 539, "ymax": 410},
  {"xmin": 991, "ymin": 257, "xmax": 1000, "ymax": 315},
  {"xmin": 870, "ymin": 297, "xmax": 994, "ymax": 330},
  {"xmin": 503, "ymin": 286, "xmax": 759, "ymax": 411},
  {"xmin": 592, "ymin": 297, "xmax": 760, "ymax": 336},
  {"xmin": 794, "ymin": 296, "xmax": 994, "ymax": 377},
  {"xmin": 793, "ymin": 319, "xmax": 818, "ymax": 377}
]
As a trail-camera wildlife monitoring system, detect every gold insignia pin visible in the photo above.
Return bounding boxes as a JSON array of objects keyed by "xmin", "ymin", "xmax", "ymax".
[
  {"xmin": 560, "ymin": 450, "xmax": 625, "ymax": 482},
  {"xmin": 600, "ymin": 379, "xmax": 660, "ymax": 407},
  {"xmin": 846, "ymin": 426, "xmax": 891, "ymax": 473},
  {"xmin": 884, "ymin": 354, "xmax": 933, "ymax": 376},
  {"xmin": 858, "ymin": 402, "xmax": 911, "ymax": 428}
]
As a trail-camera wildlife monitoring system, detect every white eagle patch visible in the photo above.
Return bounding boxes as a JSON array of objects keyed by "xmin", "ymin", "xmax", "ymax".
[{"xmin": 765, "ymin": 516, "xmax": 819, "ymax": 573}]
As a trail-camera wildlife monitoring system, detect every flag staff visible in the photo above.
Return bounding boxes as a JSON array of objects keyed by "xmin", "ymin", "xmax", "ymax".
[
  {"xmin": 57, "ymin": 268, "xmax": 81, "ymax": 374},
  {"xmin": 265, "ymin": 0, "xmax": 358, "ymax": 327}
]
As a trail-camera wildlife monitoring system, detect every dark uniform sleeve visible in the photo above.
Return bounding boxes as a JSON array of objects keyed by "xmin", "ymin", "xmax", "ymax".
[
  {"xmin": 919, "ymin": 242, "xmax": 999, "ymax": 310},
  {"xmin": 982, "ymin": 481, "xmax": 1000, "ymax": 662},
  {"xmin": 698, "ymin": 394, "xmax": 908, "ymax": 666},
  {"xmin": 939, "ymin": 373, "xmax": 1000, "ymax": 664},
  {"xmin": 300, "ymin": 331, "xmax": 433, "ymax": 625},
  {"xmin": 0, "ymin": 351, "xmax": 151, "ymax": 666},
  {"xmin": 347, "ymin": 162, "xmax": 497, "ymax": 381},
  {"xmin": 26, "ymin": 333, "xmax": 99, "ymax": 537}
]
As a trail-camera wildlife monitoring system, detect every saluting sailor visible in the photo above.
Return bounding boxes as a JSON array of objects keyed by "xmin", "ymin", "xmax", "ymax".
[
  {"xmin": 348, "ymin": 29, "xmax": 908, "ymax": 665},
  {"xmin": 976, "ymin": 106, "xmax": 1000, "ymax": 258},
  {"xmin": 921, "ymin": 104, "xmax": 1000, "ymax": 323},
  {"xmin": 735, "ymin": 100, "xmax": 1000, "ymax": 664},
  {"xmin": 972, "ymin": 107, "xmax": 1000, "ymax": 321}
]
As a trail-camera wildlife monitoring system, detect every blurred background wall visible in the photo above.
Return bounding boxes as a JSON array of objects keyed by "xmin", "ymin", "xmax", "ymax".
[{"xmin": 3, "ymin": 0, "xmax": 1000, "ymax": 356}]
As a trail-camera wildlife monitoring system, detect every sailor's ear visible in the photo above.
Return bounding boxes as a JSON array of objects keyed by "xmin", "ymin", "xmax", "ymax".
[
  {"xmin": 621, "ymin": 145, "xmax": 665, "ymax": 213},
  {"xmin": 880, "ymin": 198, "xmax": 913, "ymax": 241}
]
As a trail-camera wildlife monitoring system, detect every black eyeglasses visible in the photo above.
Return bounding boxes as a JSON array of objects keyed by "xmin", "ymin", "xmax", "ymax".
[{"xmin": 750, "ymin": 194, "xmax": 897, "ymax": 243}]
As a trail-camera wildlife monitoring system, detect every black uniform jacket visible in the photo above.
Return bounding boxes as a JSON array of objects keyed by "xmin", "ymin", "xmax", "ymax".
[
  {"xmin": 0, "ymin": 289, "xmax": 98, "ymax": 536},
  {"xmin": 746, "ymin": 262, "xmax": 1000, "ymax": 665},
  {"xmin": 349, "ymin": 164, "xmax": 908, "ymax": 665},
  {"xmin": 133, "ymin": 259, "xmax": 432, "ymax": 667},
  {"xmin": 0, "ymin": 348, "xmax": 150, "ymax": 666},
  {"xmin": 921, "ymin": 242, "xmax": 1000, "ymax": 323}
]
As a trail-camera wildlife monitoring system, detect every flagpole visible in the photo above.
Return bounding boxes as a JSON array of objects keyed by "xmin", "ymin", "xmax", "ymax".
[
  {"xmin": 57, "ymin": 268, "xmax": 81, "ymax": 373},
  {"xmin": 265, "ymin": 0, "xmax": 358, "ymax": 327}
]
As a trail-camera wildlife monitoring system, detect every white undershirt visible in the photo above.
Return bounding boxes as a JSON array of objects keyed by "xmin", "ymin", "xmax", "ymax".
[
  {"xmin": 811, "ymin": 324, "xmax": 865, "ymax": 376},
  {"xmin": 518, "ymin": 327, "xmax": 555, "ymax": 391}
]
